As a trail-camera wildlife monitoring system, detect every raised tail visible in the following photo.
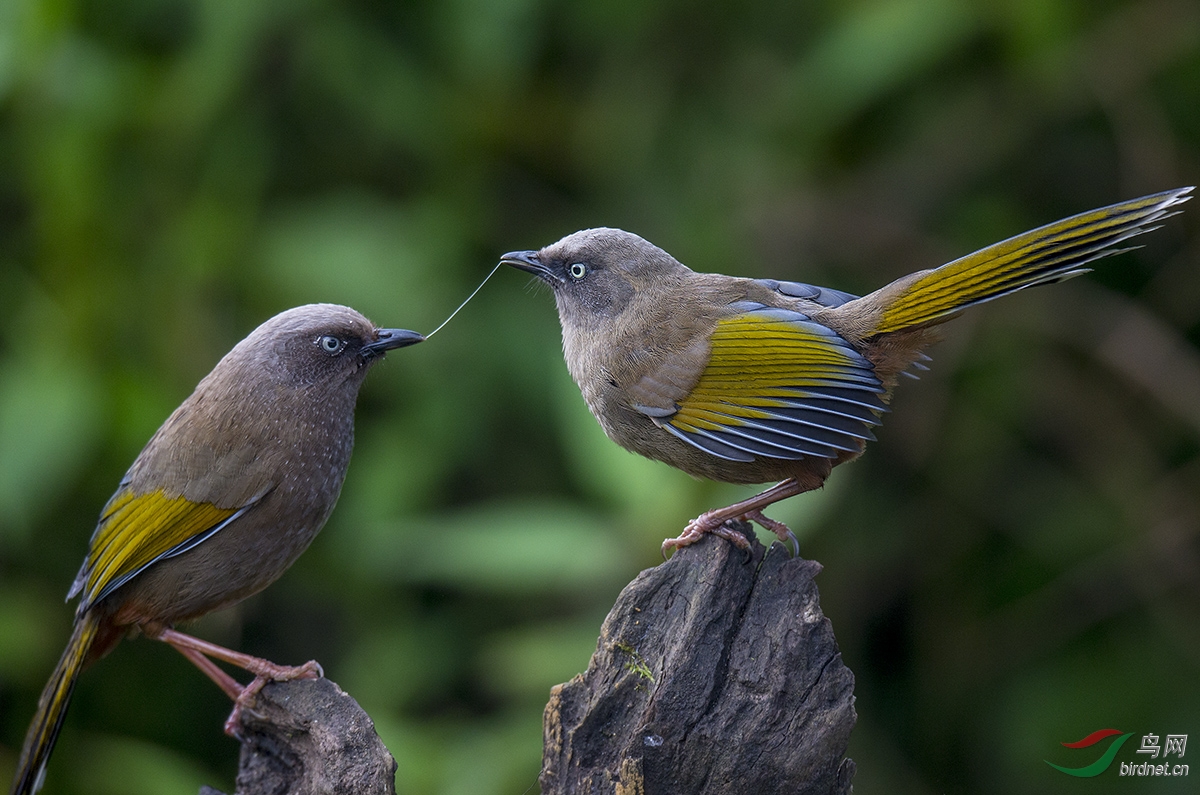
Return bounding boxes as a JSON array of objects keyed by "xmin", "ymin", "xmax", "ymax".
[
  {"xmin": 869, "ymin": 187, "xmax": 1193, "ymax": 335},
  {"xmin": 10, "ymin": 611, "xmax": 100, "ymax": 795}
]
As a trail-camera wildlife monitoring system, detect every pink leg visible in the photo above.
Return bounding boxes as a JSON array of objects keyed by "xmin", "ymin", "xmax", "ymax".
[
  {"xmin": 147, "ymin": 626, "xmax": 323, "ymax": 736},
  {"xmin": 661, "ymin": 478, "xmax": 805, "ymax": 557},
  {"xmin": 170, "ymin": 643, "xmax": 245, "ymax": 701},
  {"xmin": 150, "ymin": 627, "xmax": 323, "ymax": 681}
]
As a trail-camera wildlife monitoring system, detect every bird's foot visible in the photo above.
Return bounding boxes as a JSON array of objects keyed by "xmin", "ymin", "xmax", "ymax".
[
  {"xmin": 662, "ymin": 508, "xmax": 797, "ymax": 558},
  {"xmin": 661, "ymin": 478, "xmax": 805, "ymax": 558},
  {"xmin": 743, "ymin": 509, "xmax": 799, "ymax": 557},
  {"xmin": 150, "ymin": 626, "xmax": 324, "ymax": 735},
  {"xmin": 224, "ymin": 675, "xmax": 269, "ymax": 737},
  {"xmin": 662, "ymin": 512, "xmax": 753, "ymax": 558},
  {"xmin": 223, "ymin": 659, "xmax": 323, "ymax": 737},
  {"xmin": 240, "ymin": 655, "xmax": 324, "ymax": 683}
]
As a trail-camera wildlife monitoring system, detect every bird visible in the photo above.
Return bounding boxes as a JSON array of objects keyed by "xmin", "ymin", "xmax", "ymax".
[
  {"xmin": 10, "ymin": 304, "xmax": 424, "ymax": 795},
  {"xmin": 501, "ymin": 187, "xmax": 1192, "ymax": 556}
]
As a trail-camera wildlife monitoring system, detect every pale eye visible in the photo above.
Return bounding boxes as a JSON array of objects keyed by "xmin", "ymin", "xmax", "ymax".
[
  {"xmin": 568, "ymin": 262, "xmax": 587, "ymax": 280},
  {"xmin": 317, "ymin": 335, "xmax": 345, "ymax": 355}
]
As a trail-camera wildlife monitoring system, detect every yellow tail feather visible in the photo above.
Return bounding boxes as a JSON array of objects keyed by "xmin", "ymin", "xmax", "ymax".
[
  {"xmin": 10, "ymin": 611, "xmax": 100, "ymax": 795},
  {"xmin": 872, "ymin": 187, "xmax": 1192, "ymax": 335}
]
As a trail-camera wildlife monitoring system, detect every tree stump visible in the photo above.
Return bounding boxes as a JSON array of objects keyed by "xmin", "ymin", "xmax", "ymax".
[
  {"xmin": 200, "ymin": 676, "xmax": 396, "ymax": 795},
  {"xmin": 541, "ymin": 529, "xmax": 857, "ymax": 795}
]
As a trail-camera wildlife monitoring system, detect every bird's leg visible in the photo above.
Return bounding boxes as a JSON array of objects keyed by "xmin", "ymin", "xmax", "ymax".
[
  {"xmin": 147, "ymin": 626, "xmax": 323, "ymax": 736},
  {"xmin": 170, "ymin": 643, "xmax": 244, "ymax": 701},
  {"xmin": 662, "ymin": 478, "xmax": 804, "ymax": 557},
  {"xmin": 150, "ymin": 626, "xmax": 324, "ymax": 681}
]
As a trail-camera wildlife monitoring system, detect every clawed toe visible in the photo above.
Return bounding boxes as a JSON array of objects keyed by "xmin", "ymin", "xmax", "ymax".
[
  {"xmin": 744, "ymin": 509, "xmax": 798, "ymax": 557},
  {"xmin": 660, "ymin": 479, "xmax": 804, "ymax": 558},
  {"xmin": 661, "ymin": 515, "xmax": 754, "ymax": 558},
  {"xmin": 662, "ymin": 507, "xmax": 798, "ymax": 559},
  {"xmin": 224, "ymin": 675, "xmax": 268, "ymax": 737},
  {"xmin": 222, "ymin": 660, "xmax": 323, "ymax": 736}
]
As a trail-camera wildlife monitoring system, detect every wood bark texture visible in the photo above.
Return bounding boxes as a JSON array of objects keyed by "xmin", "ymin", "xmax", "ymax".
[
  {"xmin": 200, "ymin": 676, "xmax": 396, "ymax": 795},
  {"xmin": 541, "ymin": 529, "xmax": 857, "ymax": 795}
]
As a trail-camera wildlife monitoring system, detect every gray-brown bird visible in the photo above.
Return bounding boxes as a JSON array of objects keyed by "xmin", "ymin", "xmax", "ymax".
[
  {"xmin": 502, "ymin": 188, "xmax": 1191, "ymax": 556},
  {"xmin": 11, "ymin": 303, "xmax": 423, "ymax": 795}
]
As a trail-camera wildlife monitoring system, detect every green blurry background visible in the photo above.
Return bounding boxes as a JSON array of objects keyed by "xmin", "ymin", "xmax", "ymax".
[{"xmin": 1, "ymin": 0, "xmax": 1198, "ymax": 793}]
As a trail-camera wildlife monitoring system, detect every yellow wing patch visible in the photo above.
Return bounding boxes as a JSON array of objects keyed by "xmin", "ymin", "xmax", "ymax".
[
  {"xmin": 655, "ymin": 304, "xmax": 886, "ymax": 463},
  {"xmin": 876, "ymin": 188, "xmax": 1192, "ymax": 334},
  {"xmin": 75, "ymin": 490, "xmax": 243, "ymax": 608}
]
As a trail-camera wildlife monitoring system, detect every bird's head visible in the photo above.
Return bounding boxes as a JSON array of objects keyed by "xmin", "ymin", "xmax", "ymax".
[
  {"xmin": 501, "ymin": 228, "xmax": 690, "ymax": 331},
  {"xmin": 229, "ymin": 303, "xmax": 424, "ymax": 389}
]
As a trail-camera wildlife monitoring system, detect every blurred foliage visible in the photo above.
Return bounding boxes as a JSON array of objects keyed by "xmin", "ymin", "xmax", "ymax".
[{"xmin": 1, "ymin": 0, "xmax": 1198, "ymax": 793}]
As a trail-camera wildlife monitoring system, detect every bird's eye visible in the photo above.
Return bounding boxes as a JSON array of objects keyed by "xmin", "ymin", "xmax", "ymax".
[
  {"xmin": 568, "ymin": 263, "xmax": 587, "ymax": 280},
  {"xmin": 317, "ymin": 335, "xmax": 345, "ymax": 355}
]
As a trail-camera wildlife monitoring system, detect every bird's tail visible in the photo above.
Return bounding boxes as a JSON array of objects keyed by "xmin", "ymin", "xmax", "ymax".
[
  {"xmin": 867, "ymin": 187, "xmax": 1193, "ymax": 335},
  {"xmin": 10, "ymin": 611, "xmax": 101, "ymax": 795}
]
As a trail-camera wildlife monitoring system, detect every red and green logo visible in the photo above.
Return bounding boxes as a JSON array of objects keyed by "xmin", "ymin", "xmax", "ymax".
[{"xmin": 1046, "ymin": 729, "xmax": 1134, "ymax": 777}]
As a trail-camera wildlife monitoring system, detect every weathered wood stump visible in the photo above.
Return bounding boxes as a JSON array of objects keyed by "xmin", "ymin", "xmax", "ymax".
[
  {"xmin": 541, "ymin": 529, "xmax": 857, "ymax": 794},
  {"xmin": 200, "ymin": 677, "xmax": 396, "ymax": 795}
]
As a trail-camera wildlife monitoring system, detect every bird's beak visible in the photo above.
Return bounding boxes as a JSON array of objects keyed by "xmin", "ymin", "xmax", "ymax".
[
  {"xmin": 363, "ymin": 328, "xmax": 425, "ymax": 358},
  {"xmin": 500, "ymin": 250, "xmax": 554, "ymax": 282}
]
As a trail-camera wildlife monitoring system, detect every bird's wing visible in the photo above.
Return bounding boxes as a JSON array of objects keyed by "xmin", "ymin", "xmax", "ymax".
[
  {"xmin": 70, "ymin": 487, "xmax": 266, "ymax": 609},
  {"xmin": 635, "ymin": 301, "xmax": 888, "ymax": 463}
]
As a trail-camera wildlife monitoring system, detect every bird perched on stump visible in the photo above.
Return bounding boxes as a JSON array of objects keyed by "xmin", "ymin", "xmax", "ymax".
[
  {"xmin": 502, "ymin": 188, "xmax": 1191, "ymax": 556},
  {"xmin": 10, "ymin": 304, "xmax": 423, "ymax": 795}
]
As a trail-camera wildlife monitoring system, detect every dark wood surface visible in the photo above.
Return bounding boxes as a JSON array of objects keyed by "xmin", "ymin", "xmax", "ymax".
[
  {"xmin": 201, "ymin": 676, "xmax": 396, "ymax": 795},
  {"xmin": 541, "ymin": 529, "xmax": 856, "ymax": 794}
]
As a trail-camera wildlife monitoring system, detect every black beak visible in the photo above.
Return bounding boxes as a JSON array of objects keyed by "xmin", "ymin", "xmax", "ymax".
[
  {"xmin": 500, "ymin": 250, "xmax": 554, "ymax": 281},
  {"xmin": 363, "ymin": 328, "xmax": 425, "ymax": 358}
]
